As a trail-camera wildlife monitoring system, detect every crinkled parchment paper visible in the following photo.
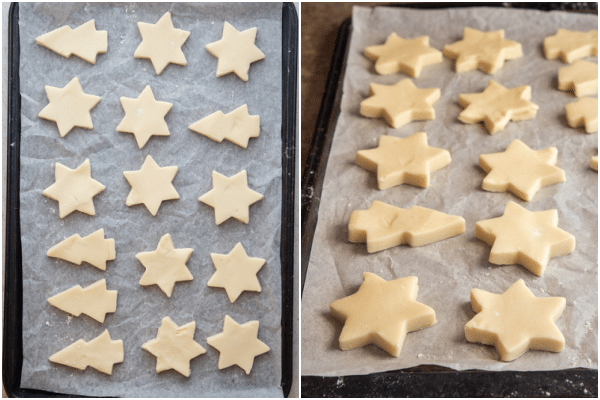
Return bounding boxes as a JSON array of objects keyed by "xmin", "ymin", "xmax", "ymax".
[
  {"xmin": 302, "ymin": 6, "xmax": 597, "ymax": 377},
  {"xmin": 19, "ymin": 2, "xmax": 283, "ymax": 397}
]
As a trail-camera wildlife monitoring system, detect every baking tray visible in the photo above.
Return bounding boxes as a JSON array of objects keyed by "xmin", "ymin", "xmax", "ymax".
[
  {"xmin": 3, "ymin": 2, "xmax": 297, "ymax": 397},
  {"xmin": 300, "ymin": 3, "xmax": 597, "ymax": 397}
]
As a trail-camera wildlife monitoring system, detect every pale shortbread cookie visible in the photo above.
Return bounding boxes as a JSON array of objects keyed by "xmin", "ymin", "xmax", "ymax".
[
  {"xmin": 348, "ymin": 200, "xmax": 465, "ymax": 253},
  {"xmin": 199, "ymin": 170, "xmax": 263, "ymax": 225},
  {"xmin": 458, "ymin": 80, "xmax": 538, "ymax": 134},
  {"xmin": 123, "ymin": 155, "xmax": 179, "ymax": 216},
  {"xmin": 189, "ymin": 104, "xmax": 260, "ymax": 148},
  {"xmin": 49, "ymin": 330, "xmax": 124, "ymax": 375},
  {"xmin": 330, "ymin": 273, "xmax": 436, "ymax": 357},
  {"xmin": 566, "ymin": 97, "xmax": 598, "ymax": 133},
  {"xmin": 465, "ymin": 279, "xmax": 566, "ymax": 362},
  {"xmin": 356, "ymin": 132, "xmax": 451, "ymax": 190},
  {"xmin": 205, "ymin": 22, "xmax": 265, "ymax": 82},
  {"xmin": 47, "ymin": 228, "xmax": 115, "ymax": 271},
  {"xmin": 43, "ymin": 159, "xmax": 105, "ymax": 218},
  {"xmin": 136, "ymin": 233, "xmax": 193, "ymax": 298},
  {"xmin": 38, "ymin": 77, "xmax": 101, "ymax": 137},
  {"xmin": 544, "ymin": 29, "xmax": 598, "ymax": 63},
  {"xmin": 479, "ymin": 139, "xmax": 565, "ymax": 201},
  {"xmin": 142, "ymin": 317, "xmax": 206, "ymax": 377},
  {"xmin": 48, "ymin": 279, "xmax": 117, "ymax": 323},
  {"xmin": 207, "ymin": 315, "xmax": 270, "ymax": 374},
  {"xmin": 591, "ymin": 155, "xmax": 598, "ymax": 171},
  {"xmin": 117, "ymin": 85, "xmax": 173, "ymax": 149},
  {"xmin": 360, "ymin": 79, "xmax": 440, "ymax": 129},
  {"xmin": 134, "ymin": 12, "xmax": 190, "ymax": 75},
  {"xmin": 476, "ymin": 201, "xmax": 576, "ymax": 276},
  {"xmin": 36, "ymin": 19, "xmax": 107, "ymax": 64},
  {"xmin": 558, "ymin": 60, "xmax": 598, "ymax": 97},
  {"xmin": 364, "ymin": 34, "xmax": 442, "ymax": 77},
  {"xmin": 443, "ymin": 27, "xmax": 522, "ymax": 74}
]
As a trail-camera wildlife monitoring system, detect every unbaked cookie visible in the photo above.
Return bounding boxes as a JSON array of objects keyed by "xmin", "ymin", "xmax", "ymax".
[{"xmin": 36, "ymin": 19, "xmax": 107, "ymax": 64}]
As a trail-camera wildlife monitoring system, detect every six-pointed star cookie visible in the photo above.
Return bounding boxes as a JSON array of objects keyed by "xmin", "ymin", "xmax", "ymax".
[
  {"xmin": 479, "ymin": 139, "xmax": 565, "ymax": 201},
  {"xmin": 364, "ymin": 34, "xmax": 442, "ymax": 77},
  {"xmin": 142, "ymin": 316, "xmax": 206, "ymax": 377},
  {"xmin": 566, "ymin": 97, "xmax": 598, "ymax": 133},
  {"xmin": 206, "ymin": 315, "xmax": 270, "ymax": 374},
  {"xmin": 43, "ymin": 159, "xmax": 105, "ymax": 218},
  {"xmin": 199, "ymin": 170, "xmax": 263, "ymax": 225},
  {"xmin": 123, "ymin": 155, "xmax": 179, "ymax": 216},
  {"xmin": 360, "ymin": 79, "xmax": 440, "ymax": 128},
  {"xmin": 206, "ymin": 21, "xmax": 265, "ymax": 82},
  {"xmin": 443, "ymin": 27, "xmax": 523, "ymax": 74},
  {"xmin": 134, "ymin": 12, "xmax": 190, "ymax": 75},
  {"xmin": 465, "ymin": 279, "xmax": 566, "ymax": 362},
  {"xmin": 558, "ymin": 60, "xmax": 598, "ymax": 97},
  {"xmin": 544, "ymin": 29, "xmax": 598, "ymax": 63},
  {"xmin": 330, "ymin": 273, "xmax": 436, "ymax": 357},
  {"xmin": 36, "ymin": 19, "xmax": 108, "ymax": 64},
  {"xmin": 476, "ymin": 201, "xmax": 576, "ymax": 276},
  {"xmin": 136, "ymin": 233, "xmax": 193, "ymax": 297},
  {"xmin": 117, "ymin": 85, "xmax": 173, "ymax": 148},
  {"xmin": 38, "ymin": 77, "xmax": 101, "ymax": 137},
  {"xmin": 189, "ymin": 104, "xmax": 260, "ymax": 148},
  {"xmin": 208, "ymin": 242, "xmax": 265, "ymax": 303},
  {"xmin": 356, "ymin": 132, "xmax": 451, "ymax": 189},
  {"xmin": 458, "ymin": 80, "xmax": 538, "ymax": 134}
]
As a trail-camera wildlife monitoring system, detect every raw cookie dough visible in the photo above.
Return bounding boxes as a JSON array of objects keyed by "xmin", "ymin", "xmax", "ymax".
[
  {"xmin": 479, "ymin": 139, "xmax": 565, "ymax": 201},
  {"xmin": 48, "ymin": 279, "xmax": 117, "ymax": 323},
  {"xmin": 544, "ymin": 29, "xmax": 598, "ymax": 63},
  {"xmin": 348, "ymin": 200, "xmax": 465, "ymax": 253},
  {"xmin": 356, "ymin": 132, "xmax": 451, "ymax": 190},
  {"xmin": 135, "ymin": 233, "xmax": 193, "ymax": 298},
  {"xmin": 558, "ymin": 60, "xmax": 599, "ymax": 97},
  {"xmin": 591, "ymin": 155, "xmax": 598, "ymax": 171},
  {"xmin": 475, "ymin": 201, "xmax": 576, "ymax": 276},
  {"xmin": 189, "ymin": 104, "xmax": 260, "ymax": 148},
  {"xmin": 565, "ymin": 97, "xmax": 598, "ymax": 133},
  {"xmin": 458, "ymin": 80, "xmax": 538, "ymax": 134},
  {"xmin": 206, "ymin": 315, "xmax": 270, "ymax": 375},
  {"xmin": 364, "ymin": 34, "xmax": 442, "ymax": 77},
  {"xmin": 43, "ymin": 158, "xmax": 105, "ymax": 218},
  {"xmin": 360, "ymin": 79, "xmax": 440, "ymax": 129},
  {"xmin": 134, "ymin": 12, "xmax": 190, "ymax": 75},
  {"xmin": 49, "ymin": 329, "xmax": 124, "ymax": 375},
  {"xmin": 47, "ymin": 228, "xmax": 115, "ymax": 271},
  {"xmin": 142, "ymin": 316, "xmax": 206, "ymax": 377},
  {"xmin": 36, "ymin": 19, "xmax": 107, "ymax": 64},
  {"xmin": 443, "ymin": 27, "xmax": 523, "ymax": 74},
  {"xmin": 330, "ymin": 273, "xmax": 436, "ymax": 357},
  {"xmin": 123, "ymin": 155, "xmax": 179, "ymax": 216},
  {"xmin": 116, "ymin": 85, "xmax": 173, "ymax": 149},
  {"xmin": 465, "ymin": 279, "xmax": 566, "ymax": 362},
  {"xmin": 205, "ymin": 21, "xmax": 265, "ymax": 82},
  {"xmin": 38, "ymin": 77, "xmax": 101, "ymax": 137},
  {"xmin": 198, "ymin": 170, "xmax": 263, "ymax": 225},
  {"xmin": 208, "ymin": 242, "xmax": 265, "ymax": 303}
]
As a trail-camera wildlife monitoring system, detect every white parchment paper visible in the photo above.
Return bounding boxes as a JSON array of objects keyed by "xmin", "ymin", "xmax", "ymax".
[
  {"xmin": 302, "ymin": 6, "xmax": 597, "ymax": 377},
  {"xmin": 18, "ymin": 2, "xmax": 283, "ymax": 397}
]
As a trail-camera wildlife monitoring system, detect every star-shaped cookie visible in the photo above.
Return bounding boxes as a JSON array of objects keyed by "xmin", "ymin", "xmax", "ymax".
[
  {"xmin": 360, "ymin": 79, "xmax": 440, "ymax": 128},
  {"xmin": 116, "ymin": 85, "xmax": 173, "ymax": 149},
  {"xmin": 465, "ymin": 279, "xmax": 566, "ymax": 362},
  {"xmin": 38, "ymin": 77, "xmax": 101, "ymax": 137},
  {"xmin": 476, "ymin": 201, "xmax": 576, "ymax": 276},
  {"xmin": 206, "ymin": 315, "xmax": 270, "ymax": 374},
  {"xmin": 566, "ymin": 97, "xmax": 598, "ymax": 133},
  {"xmin": 205, "ymin": 22, "xmax": 265, "ymax": 82},
  {"xmin": 479, "ymin": 139, "xmax": 565, "ymax": 201},
  {"xmin": 136, "ymin": 233, "xmax": 193, "ymax": 297},
  {"xmin": 189, "ymin": 104, "xmax": 260, "ymax": 148},
  {"xmin": 443, "ymin": 27, "xmax": 523, "ymax": 74},
  {"xmin": 36, "ymin": 19, "xmax": 107, "ymax": 64},
  {"xmin": 558, "ymin": 60, "xmax": 598, "ymax": 97},
  {"xmin": 198, "ymin": 170, "xmax": 263, "ymax": 225},
  {"xmin": 208, "ymin": 242, "xmax": 265, "ymax": 303},
  {"xmin": 142, "ymin": 316, "xmax": 206, "ymax": 377},
  {"xmin": 43, "ymin": 159, "xmax": 105, "ymax": 218},
  {"xmin": 330, "ymin": 273, "xmax": 436, "ymax": 357},
  {"xmin": 458, "ymin": 80, "xmax": 538, "ymax": 134},
  {"xmin": 544, "ymin": 29, "xmax": 598, "ymax": 63},
  {"xmin": 123, "ymin": 155, "xmax": 179, "ymax": 216},
  {"xmin": 356, "ymin": 132, "xmax": 451, "ymax": 189},
  {"xmin": 134, "ymin": 12, "xmax": 190, "ymax": 75},
  {"xmin": 364, "ymin": 34, "xmax": 442, "ymax": 77}
]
